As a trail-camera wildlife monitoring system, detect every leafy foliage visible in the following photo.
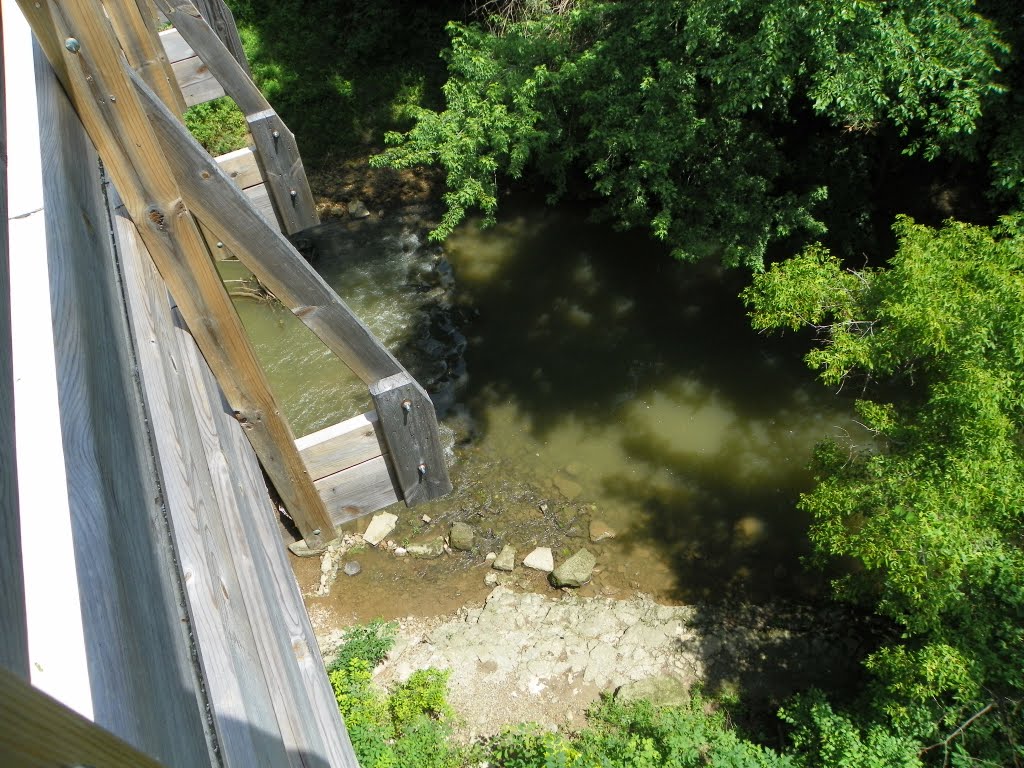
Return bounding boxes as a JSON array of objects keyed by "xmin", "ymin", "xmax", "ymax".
[
  {"xmin": 745, "ymin": 216, "xmax": 1024, "ymax": 766},
  {"xmin": 183, "ymin": 97, "xmax": 248, "ymax": 156},
  {"xmin": 374, "ymin": 0, "xmax": 1008, "ymax": 267},
  {"xmin": 328, "ymin": 622, "xmax": 465, "ymax": 768}
]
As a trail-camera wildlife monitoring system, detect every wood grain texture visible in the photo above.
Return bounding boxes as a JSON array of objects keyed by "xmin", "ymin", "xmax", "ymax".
[
  {"xmin": 133, "ymin": 75, "xmax": 404, "ymax": 384},
  {"xmin": 113, "ymin": 208, "xmax": 292, "ymax": 768},
  {"xmin": 0, "ymin": 668, "xmax": 168, "ymax": 768},
  {"xmin": 191, "ymin": 0, "xmax": 250, "ymax": 76},
  {"xmin": 296, "ymin": 410, "xmax": 387, "ymax": 482},
  {"xmin": 25, "ymin": 0, "xmax": 335, "ymax": 547},
  {"xmin": 133, "ymin": 73, "xmax": 453, "ymax": 505},
  {"xmin": 370, "ymin": 373, "xmax": 453, "ymax": 505},
  {"xmin": 216, "ymin": 144, "xmax": 263, "ymax": 189},
  {"xmin": 174, "ymin": 53, "xmax": 226, "ymax": 105},
  {"xmin": 152, "ymin": 0, "xmax": 318, "ymax": 232},
  {"xmin": 105, "ymin": 0, "xmax": 186, "ymax": 113},
  {"xmin": 0, "ymin": 8, "xmax": 29, "ymax": 681},
  {"xmin": 28, "ymin": 39, "xmax": 213, "ymax": 763},
  {"xmin": 315, "ymin": 455, "xmax": 402, "ymax": 526},
  {"xmin": 159, "ymin": 25, "xmax": 193, "ymax": 62},
  {"xmin": 115, "ymin": 187, "xmax": 359, "ymax": 767}
]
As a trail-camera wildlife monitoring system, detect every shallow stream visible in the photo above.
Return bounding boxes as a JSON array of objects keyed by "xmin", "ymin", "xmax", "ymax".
[{"xmin": 232, "ymin": 205, "xmax": 863, "ymax": 621}]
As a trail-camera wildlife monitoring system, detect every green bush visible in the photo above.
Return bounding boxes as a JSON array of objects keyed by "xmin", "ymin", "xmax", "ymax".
[{"xmin": 183, "ymin": 97, "xmax": 248, "ymax": 156}]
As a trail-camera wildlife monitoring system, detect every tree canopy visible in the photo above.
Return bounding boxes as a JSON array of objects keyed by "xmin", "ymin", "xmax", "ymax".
[
  {"xmin": 374, "ymin": 0, "xmax": 1011, "ymax": 267},
  {"xmin": 745, "ymin": 216, "xmax": 1024, "ymax": 766}
]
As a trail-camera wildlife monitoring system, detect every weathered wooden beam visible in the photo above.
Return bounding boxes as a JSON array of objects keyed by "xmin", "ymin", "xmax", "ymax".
[
  {"xmin": 190, "ymin": 0, "xmax": 249, "ymax": 77},
  {"xmin": 172, "ymin": 52, "xmax": 225, "ymax": 105},
  {"xmin": 0, "ymin": 667, "xmax": 169, "ymax": 768},
  {"xmin": 370, "ymin": 372, "xmax": 453, "ymax": 505},
  {"xmin": 0, "ymin": 7, "xmax": 29, "ymax": 681},
  {"xmin": 132, "ymin": 71, "xmax": 454, "ymax": 504},
  {"xmin": 104, "ymin": 0, "xmax": 186, "ymax": 113},
  {"xmin": 315, "ymin": 455, "xmax": 402, "ymax": 526},
  {"xmin": 19, "ymin": 0, "xmax": 335, "ymax": 548},
  {"xmin": 296, "ymin": 410, "xmax": 387, "ymax": 482},
  {"xmin": 153, "ymin": 0, "xmax": 318, "ymax": 233}
]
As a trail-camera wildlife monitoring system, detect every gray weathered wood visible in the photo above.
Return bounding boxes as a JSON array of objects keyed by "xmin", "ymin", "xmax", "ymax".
[
  {"xmin": 105, "ymin": 0, "xmax": 186, "ymax": 113},
  {"xmin": 0, "ymin": 8, "xmax": 29, "ymax": 681},
  {"xmin": 370, "ymin": 373, "xmax": 453, "ymax": 505},
  {"xmin": 191, "ymin": 0, "xmax": 249, "ymax": 76},
  {"xmin": 158, "ymin": 25, "xmax": 192, "ymax": 62},
  {"xmin": 132, "ymin": 71, "xmax": 453, "ymax": 504},
  {"xmin": 23, "ymin": 37, "xmax": 214, "ymax": 762},
  {"xmin": 24, "ymin": 0, "xmax": 336, "ymax": 548},
  {"xmin": 296, "ymin": 411, "xmax": 387, "ymax": 482},
  {"xmin": 152, "ymin": 0, "xmax": 318, "ymax": 232},
  {"xmin": 315, "ymin": 455, "xmax": 402, "ymax": 525},
  {"xmin": 173, "ymin": 53, "xmax": 225, "ymax": 105},
  {"xmin": 0, "ymin": 667, "xmax": 169, "ymax": 768},
  {"xmin": 247, "ymin": 109, "xmax": 319, "ymax": 233},
  {"xmin": 216, "ymin": 145, "xmax": 263, "ymax": 188},
  {"xmin": 132, "ymin": 72, "xmax": 403, "ymax": 384}
]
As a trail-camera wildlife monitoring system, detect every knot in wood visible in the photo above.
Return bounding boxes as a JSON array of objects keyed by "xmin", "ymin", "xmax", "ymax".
[{"xmin": 147, "ymin": 207, "xmax": 167, "ymax": 230}]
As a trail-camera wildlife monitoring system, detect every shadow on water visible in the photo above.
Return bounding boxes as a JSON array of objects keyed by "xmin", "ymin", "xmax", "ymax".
[{"xmin": 444, "ymin": 203, "xmax": 867, "ymax": 603}]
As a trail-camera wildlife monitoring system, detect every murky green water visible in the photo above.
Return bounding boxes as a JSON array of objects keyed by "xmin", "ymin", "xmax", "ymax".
[{"xmin": 235, "ymin": 206, "xmax": 862, "ymax": 612}]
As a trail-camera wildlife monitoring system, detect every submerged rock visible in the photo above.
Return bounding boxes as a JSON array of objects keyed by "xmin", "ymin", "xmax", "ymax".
[
  {"xmin": 553, "ymin": 474, "xmax": 583, "ymax": 500},
  {"xmin": 347, "ymin": 199, "xmax": 370, "ymax": 219},
  {"xmin": 343, "ymin": 561, "xmax": 362, "ymax": 577},
  {"xmin": 493, "ymin": 545, "xmax": 517, "ymax": 572},
  {"xmin": 523, "ymin": 547, "xmax": 554, "ymax": 573},
  {"xmin": 589, "ymin": 520, "xmax": 617, "ymax": 543},
  {"xmin": 450, "ymin": 521, "xmax": 476, "ymax": 551},
  {"xmin": 550, "ymin": 548, "xmax": 596, "ymax": 588}
]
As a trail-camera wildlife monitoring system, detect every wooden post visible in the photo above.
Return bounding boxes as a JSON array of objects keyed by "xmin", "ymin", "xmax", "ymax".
[
  {"xmin": 191, "ymin": 0, "xmax": 250, "ymax": 77},
  {"xmin": 18, "ymin": 0, "xmax": 336, "ymax": 548},
  {"xmin": 153, "ymin": 0, "xmax": 318, "ymax": 234},
  {"xmin": 105, "ymin": 0, "xmax": 187, "ymax": 114},
  {"xmin": 132, "ymin": 70, "xmax": 454, "ymax": 505},
  {"xmin": 0, "ymin": 9, "xmax": 29, "ymax": 680}
]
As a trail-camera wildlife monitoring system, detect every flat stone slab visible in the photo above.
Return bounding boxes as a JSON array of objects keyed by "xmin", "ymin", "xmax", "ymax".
[
  {"xmin": 553, "ymin": 473, "xmax": 583, "ymax": 500},
  {"xmin": 523, "ymin": 547, "xmax": 554, "ymax": 573},
  {"xmin": 288, "ymin": 539, "xmax": 329, "ymax": 557},
  {"xmin": 363, "ymin": 512, "xmax": 398, "ymax": 546}
]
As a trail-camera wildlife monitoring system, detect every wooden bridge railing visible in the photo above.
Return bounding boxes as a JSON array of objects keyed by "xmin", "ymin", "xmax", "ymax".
[{"xmin": 18, "ymin": 0, "xmax": 451, "ymax": 549}]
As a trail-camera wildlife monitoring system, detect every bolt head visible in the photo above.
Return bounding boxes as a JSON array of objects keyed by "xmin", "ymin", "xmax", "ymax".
[{"xmin": 64, "ymin": 37, "xmax": 81, "ymax": 53}]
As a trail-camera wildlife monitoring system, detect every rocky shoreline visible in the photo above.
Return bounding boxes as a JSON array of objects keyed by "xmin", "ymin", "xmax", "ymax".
[{"xmin": 311, "ymin": 582, "xmax": 879, "ymax": 740}]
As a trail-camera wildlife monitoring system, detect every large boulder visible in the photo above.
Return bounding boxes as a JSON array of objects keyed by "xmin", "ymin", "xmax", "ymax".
[
  {"xmin": 449, "ymin": 521, "xmax": 475, "ymax": 551},
  {"xmin": 549, "ymin": 548, "xmax": 596, "ymax": 588}
]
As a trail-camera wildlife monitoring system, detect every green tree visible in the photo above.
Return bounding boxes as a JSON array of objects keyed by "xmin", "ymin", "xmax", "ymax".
[
  {"xmin": 744, "ymin": 215, "xmax": 1024, "ymax": 766},
  {"xmin": 374, "ymin": 0, "xmax": 1008, "ymax": 267}
]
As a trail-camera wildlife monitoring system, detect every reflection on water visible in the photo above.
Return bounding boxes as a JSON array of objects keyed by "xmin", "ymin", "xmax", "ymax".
[{"xmin": 237, "ymin": 206, "xmax": 864, "ymax": 608}]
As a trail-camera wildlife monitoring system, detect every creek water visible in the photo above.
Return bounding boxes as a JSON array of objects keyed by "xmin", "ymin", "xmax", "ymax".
[{"xmin": 231, "ymin": 205, "xmax": 863, "ymax": 621}]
